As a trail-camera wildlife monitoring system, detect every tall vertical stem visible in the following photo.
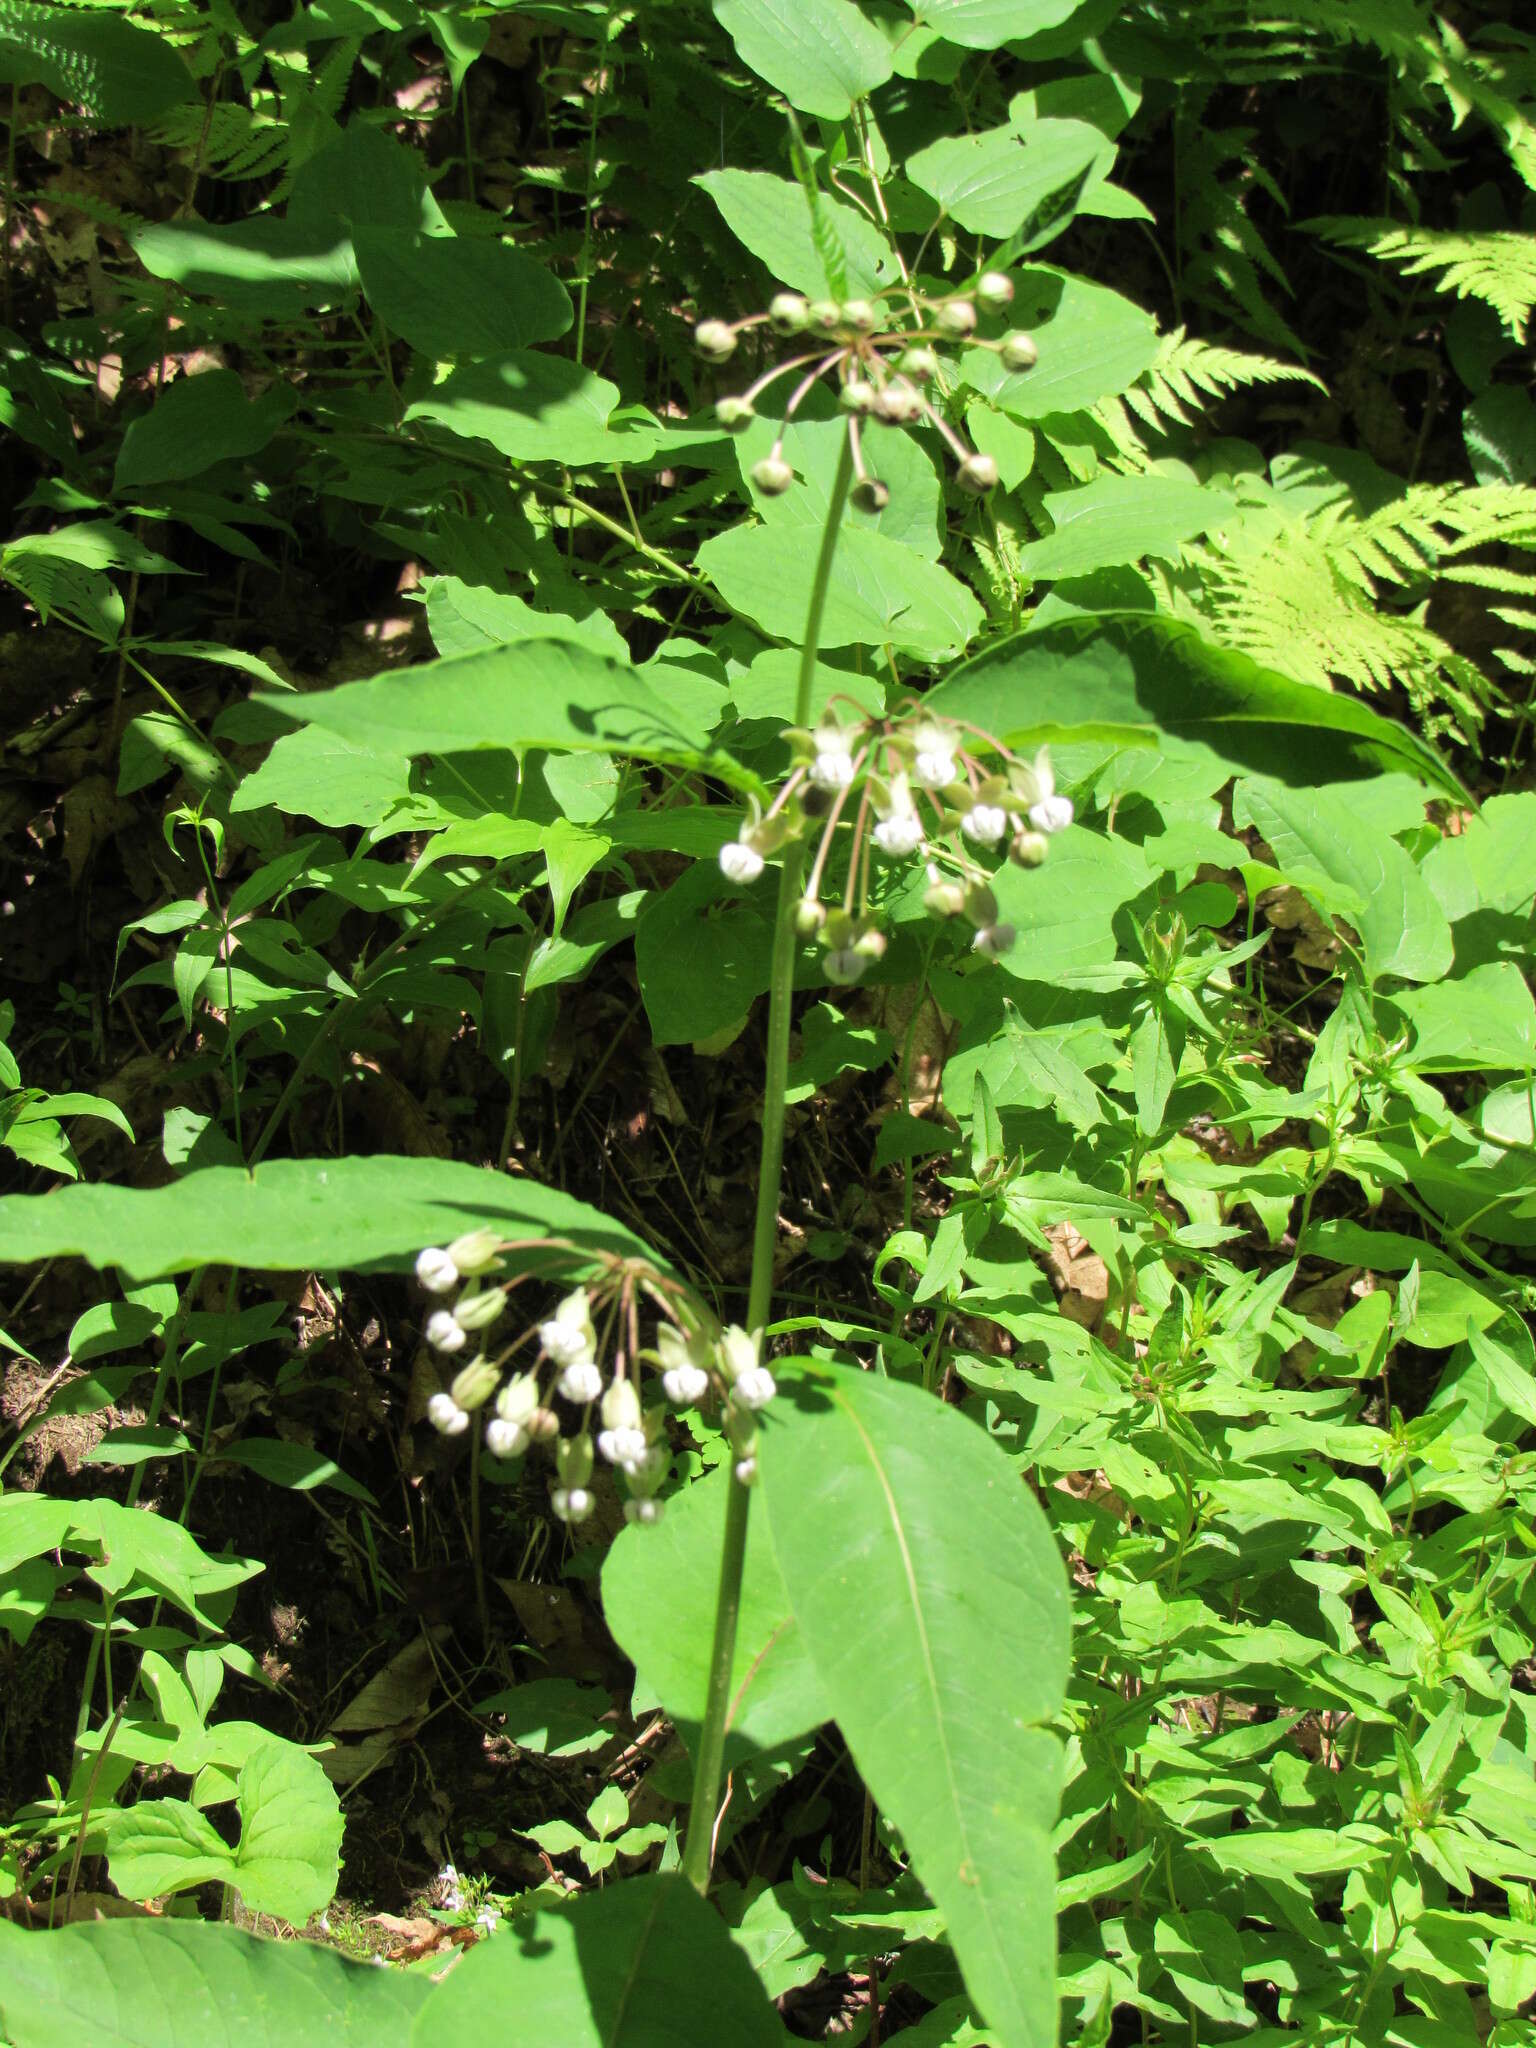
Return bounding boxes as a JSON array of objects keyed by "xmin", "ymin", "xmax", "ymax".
[{"xmin": 681, "ymin": 430, "xmax": 856, "ymax": 1892}]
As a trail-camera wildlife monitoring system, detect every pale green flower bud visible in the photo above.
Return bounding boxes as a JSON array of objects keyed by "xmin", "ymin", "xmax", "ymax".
[
  {"xmin": 752, "ymin": 454, "xmax": 795, "ymax": 496},
  {"xmin": 497, "ymin": 1372, "xmax": 541, "ymax": 1427},
  {"xmin": 840, "ymin": 298, "xmax": 878, "ymax": 334},
  {"xmin": 717, "ymin": 1324, "xmax": 760, "ymax": 1385},
  {"xmin": 1001, "ymin": 331, "xmax": 1038, "ymax": 372},
  {"xmin": 852, "ymin": 476, "xmax": 890, "ymax": 512},
  {"xmin": 769, "ymin": 290, "xmax": 810, "ymax": 333},
  {"xmin": 936, "ymin": 297, "xmax": 977, "ymax": 337},
  {"xmin": 557, "ymin": 1432, "xmax": 595, "ymax": 1489},
  {"xmin": 957, "ymin": 452, "xmax": 999, "ymax": 496},
  {"xmin": 694, "ymin": 317, "xmax": 737, "ymax": 363},
  {"xmin": 975, "ymin": 271, "xmax": 1014, "ymax": 312},
  {"xmin": 446, "ymin": 1228, "xmax": 502, "ymax": 1276},
  {"xmin": 716, "ymin": 394, "xmax": 755, "ymax": 431},
  {"xmin": 807, "ymin": 299, "xmax": 843, "ymax": 334},
  {"xmin": 453, "ymin": 1288, "xmax": 507, "ymax": 1333},
  {"xmin": 450, "ymin": 1358, "xmax": 501, "ymax": 1413}
]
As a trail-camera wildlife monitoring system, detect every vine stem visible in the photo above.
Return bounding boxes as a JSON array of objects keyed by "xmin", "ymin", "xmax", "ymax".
[{"xmin": 680, "ymin": 428, "xmax": 856, "ymax": 1892}]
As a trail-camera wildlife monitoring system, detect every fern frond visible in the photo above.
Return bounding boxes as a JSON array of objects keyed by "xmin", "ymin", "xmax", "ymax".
[
  {"xmin": 148, "ymin": 101, "xmax": 289, "ymax": 181},
  {"xmin": 1308, "ymin": 216, "xmax": 1536, "ymax": 338}
]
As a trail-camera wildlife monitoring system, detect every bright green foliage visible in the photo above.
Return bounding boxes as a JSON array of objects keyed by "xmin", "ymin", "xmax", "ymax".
[{"xmin": 0, "ymin": 1, "xmax": 1532, "ymax": 2045}]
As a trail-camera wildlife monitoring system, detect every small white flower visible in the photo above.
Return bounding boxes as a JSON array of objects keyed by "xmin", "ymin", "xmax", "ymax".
[
  {"xmin": 809, "ymin": 732, "xmax": 856, "ymax": 789},
  {"xmin": 973, "ymin": 922, "xmax": 1017, "ymax": 958},
  {"xmin": 661, "ymin": 1360, "xmax": 711, "ymax": 1405},
  {"xmin": 874, "ymin": 813, "xmax": 924, "ymax": 857},
  {"xmin": 427, "ymin": 1391, "xmax": 470, "ymax": 1437},
  {"xmin": 539, "ymin": 1287, "xmax": 595, "ymax": 1365},
  {"xmin": 551, "ymin": 1486, "xmax": 595, "ymax": 1523},
  {"xmin": 718, "ymin": 1326, "xmax": 759, "ymax": 1382},
  {"xmin": 625, "ymin": 1445, "xmax": 670, "ymax": 1496},
  {"xmin": 437, "ymin": 1863, "xmax": 465, "ymax": 1911},
  {"xmin": 734, "ymin": 1455, "xmax": 758, "ymax": 1486},
  {"xmin": 558, "ymin": 1359, "xmax": 604, "ymax": 1404},
  {"xmin": 597, "ymin": 1425, "xmax": 649, "ymax": 1467},
  {"xmin": 824, "ymin": 947, "xmax": 867, "ymax": 985},
  {"xmin": 912, "ymin": 749, "xmax": 958, "ymax": 790},
  {"xmin": 475, "ymin": 1907, "xmax": 501, "ymax": 1935},
  {"xmin": 730, "ymin": 1364, "xmax": 777, "ymax": 1411},
  {"xmin": 719, "ymin": 838, "xmax": 765, "ymax": 885},
  {"xmin": 1030, "ymin": 792, "xmax": 1074, "ymax": 834},
  {"xmin": 415, "ymin": 1246, "xmax": 459, "ymax": 1294},
  {"xmin": 624, "ymin": 1496, "xmax": 665, "ymax": 1525},
  {"xmin": 485, "ymin": 1416, "xmax": 528, "ymax": 1459},
  {"xmin": 426, "ymin": 1309, "xmax": 467, "ymax": 1354},
  {"xmin": 961, "ymin": 803, "xmax": 1008, "ymax": 845}
]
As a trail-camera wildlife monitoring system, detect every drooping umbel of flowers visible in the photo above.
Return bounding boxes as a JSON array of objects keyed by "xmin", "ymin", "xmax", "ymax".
[
  {"xmin": 716, "ymin": 700, "xmax": 1073, "ymax": 986},
  {"xmin": 695, "ymin": 269, "xmax": 1036, "ymax": 508},
  {"xmin": 412, "ymin": 1236, "xmax": 778, "ymax": 1525}
]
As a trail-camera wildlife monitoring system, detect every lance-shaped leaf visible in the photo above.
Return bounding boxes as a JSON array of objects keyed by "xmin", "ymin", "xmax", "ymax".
[
  {"xmin": 0, "ymin": 1155, "xmax": 648, "ymax": 1281},
  {"xmin": 760, "ymin": 1363, "xmax": 1070, "ymax": 2048}
]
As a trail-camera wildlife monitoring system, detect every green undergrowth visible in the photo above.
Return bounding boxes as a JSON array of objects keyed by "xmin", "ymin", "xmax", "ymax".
[{"xmin": 0, "ymin": 3, "xmax": 1534, "ymax": 2047}]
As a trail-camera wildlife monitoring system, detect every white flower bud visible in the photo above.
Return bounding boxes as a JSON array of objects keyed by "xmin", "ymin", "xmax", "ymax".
[
  {"xmin": 719, "ymin": 837, "xmax": 766, "ymax": 885},
  {"xmin": 975, "ymin": 271, "xmax": 1014, "ymax": 312},
  {"xmin": 961, "ymin": 802, "xmax": 1008, "ymax": 845},
  {"xmin": 936, "ymin": 297, "xmax": 977, "ymax": 337},
  {"xmin": 427, "ymin": 1391, "xmax": 470, "ymax": 1437},
  {"xmin": 598, "ymin": 1425, "xmax": 650, "ymax": 1467},
  {"xmin": 730, "ymin": 1363, "xmax": 777, "ymax": 1410},
  {"xmin": 624, "ymin": 1496, "xmax": 665, "ymax": 1525},
  {"xmin": 426, "ymin": 1309, "xmax": 467, "ymax": 1353},
  {"xmin": 840, "ymin": 298, "xmax": 878, "ymax": 333},
  {"xmin": 625, "ymin": 1444, "xmax": 670, "ymax": 1497},
  {"xmin": 874, "ymin": 378, "xmax": 923, "ymax": 425},
  {"xmin": 718, "ymin": 1325, "xmax": 759, "ymax": 1383},
  {"xmin": 415, "ymin": 1246, "xmax": 459, "ymax": 1294},
  {"xmin": 557, "ymin": 1359, "xmax": 604, "ymax": 1405},
  {"xmin": 485, "ymin": 1416, "xmax": 528, "ymax": 1459},
  {"xmin": 734, "ymin": 1455, "xmax": 759, "ymax": 1487},
  {"xmin": 550, "ymin": 1486, "xmax": 595, "ymax": 1523},
  {"xmin": 662, "ymin": 1360, "xmax": 711, "ymax": 1405},
  {"xmin": 715, "ymin": 394, "xmax": 755, "ymax": 431},
  {"xmin": 1029, "ymin": 792, "xmax": 1074, "ymax": 834},
  {"xmin": 807, "ymin": 298, "xmax": 843, "ymax": 334},
  {"xmin": 769, "ymin": 290, "xmax": 809, "ymax": 333},
  {"xmin": 539, "ymin": 1288, "xmax": 596, "ymax": 1364},
  {"xmin": 840, "ymin": 377, "xmax": 878, "ymax": 416},
  {"xmin": 911, "ymin": 749, "xmax": 958, "ymax": 790},
  {"xmin": 1001, "ymin": 331, "xmax": 1038, "ymax": 372},
  {"xmin": 898, "ymin": 345, "xmax": 939, "ymax": 383},
  {"xmin": 874, "ymin": 813, "xmax": 924, "ymax": 857},
  {"xmin": 807, "ymin": 723, "xmax": 856, "ymax": 790}
]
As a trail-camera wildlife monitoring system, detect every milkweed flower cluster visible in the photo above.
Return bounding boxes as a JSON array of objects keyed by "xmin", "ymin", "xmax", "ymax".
[
  {"xmin": 412, "ymin": 1235, "xmax": 775, "ymax": 1524},
  {"xmin": 717, "ymin": 703, "xmax": 1073, "ymax": 984},
  {"xmin": 696, "ymin": 268, "xmax": 1037, "ymax": 508}
]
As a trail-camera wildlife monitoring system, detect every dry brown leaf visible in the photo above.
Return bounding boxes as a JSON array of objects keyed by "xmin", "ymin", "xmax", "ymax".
[{"xmin": 1044, "ymin": 1222, "xmax": 1110, "ymax": 1330}]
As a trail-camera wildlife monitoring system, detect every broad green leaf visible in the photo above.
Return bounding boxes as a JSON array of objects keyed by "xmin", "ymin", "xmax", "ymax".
[
  {"xmin": 926, "ymin": 615, "xmax": 1463, "ymax": 797},
  {"xmin": 633, "ymin": 862, "xmax": 775, "ymax": 1046},
  {"xmin": 0, "ymin": 1918, "xmax": 426, "ymax": 2047},
  {"xmin": 257, "ymin": 639, "xmax": 749, "ymax": 786},
  {"xmin": 131, "ymin": 215, "xmax": 359, "ymax": 306},
  {"xmin": 354, "ymin": 228, "xmax": 572, "ymax": 355},
  {"xmin": 404, "ymin": 352, "xmax": 653, "ymax": 467},
  {"xmin": 603, "ymin": 1461, "xmax": 832, "ymax": 1762},
  {"xmin": 922, "ymin": 0, "xmax": 1086, "ymax": 46},
  {"xmin": 736, "ymin": 409, "xmax": 943, "ymax": 558},
  {"xmin": 990, "ymin": 826, "xmax": 1152, "ymax": 983},
  {"xmin": 1383, "ymin": 962, "xmax": 1536, "ymax": 1069},
  {"xmin": 229, "ymin": 726, "xmax": 413, "ymax": 827},
  {"xmin": 1235, "ymin": 779, "xmax": 1453, "ymax": 983},
  {"xmin": 1153, "ymin": 1912, "xmax": 1256, "ymax": 2028},
  {"xmin": 761, "ymin": 1364, "xmax": 1069, "ymax": 2048},
  {"xmin": 1422, "ymin": 791, "xmax": 1536, "ymax": 920},
  {"xmin": 698, "ymin": 522, "xmax": 982, "ymax": 659},
  {"xmin": 113, "ymin": 372, "xmax": 295, "ymax": 493},
  {"xmin": 695, "ymin": 169, "xmax": 898, "ymax": 300},
  {"xmin": 0, "ymin": 1154, "xmax": 647, "ymax": 1280},
  {"xmin": 0, "ymin": 0, "xmax": 195, "ymax": 120},
  {"xmin": 907, "ymin": 119, "xmax": 1109, "ymax": 241},
  {"xmin": 474, "ymin": 1677, "xmax": 614, "ymax": 1757},
  {"xmin": 713, "ymin": 0, "xmax": 891, "ymax": 118},
  {"xmin": 1018, "ymin": 472, "xmax": 1234, "ymax": 582},
  {"xmin": 425, "ymin": 574, "xmax": 626, "ymax": 662},
  {"xmin": 103, "ymin": 1745, "xmax": 341, "ymax": 1924},
  {"xmin": 960, "ymin": 267, "xmax": 1158, "ymax": 419},
  {"xmin": 0, "ymin": 1495, "xmax": 73, "ymax": 1575},
  {"xmin": 415, "ymin": 1875, "xmax": 784, "ymax": 2046}
]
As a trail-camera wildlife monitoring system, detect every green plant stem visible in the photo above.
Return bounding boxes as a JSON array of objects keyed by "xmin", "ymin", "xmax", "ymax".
[{"xmin": 681, "ymin": 430, "xmax": 855, "ymax": 1894}]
